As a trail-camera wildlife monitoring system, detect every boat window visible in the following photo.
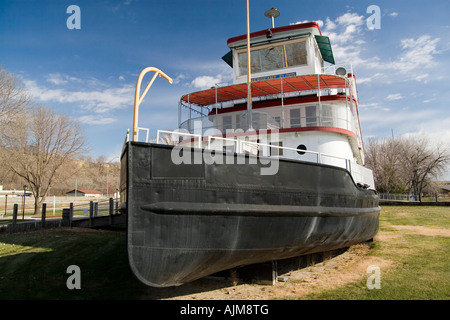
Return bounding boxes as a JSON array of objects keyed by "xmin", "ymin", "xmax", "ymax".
[
  {"xmin": 290, "ymin": 109, "xmax": 301, "ymax": 128},
  {"xmin": 321, "ymin": 105, "xmax": 333, "ymax": 126},
  {"xmin": 223, "ymin": 115, "xmax": 233, "ymax": 131},
  {"xmin": 252, "ymin": 112, "xmax": 263, "ymax": 130},
  {"xmin": 260, "ymin": 46, "xmax": 285, "ymax": 72},
  {"xmin": 297, "ymin": 144, "xmax": 307, "ymax": 155},
  {"xmin": 306, "ymin": 106, "xmax": 317, "ymax": 127},
  {"xmin": 285, "ymin": 41, "xmax": 308, "ymax": 67},
  {"xmin": 273, "ymin": 116, "xmax": 281, "ymax": 127},
  {"xmin": 238, "ymin": 114, "xmax": 247, "ymax": 130},
  {"xmin": 238, "ymin": 38, "xmax": 308, "ymax": 76}
]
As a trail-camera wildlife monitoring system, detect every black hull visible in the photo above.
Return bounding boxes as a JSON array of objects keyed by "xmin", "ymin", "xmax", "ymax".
[{"xmin": 121, "ymin": 142, "xmax": 379, "ymax": 287}]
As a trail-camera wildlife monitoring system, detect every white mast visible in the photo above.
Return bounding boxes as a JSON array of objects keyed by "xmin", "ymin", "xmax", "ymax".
[{"xmin": 246, "ymin": 0, "xmax": 252, "ymax": 130}]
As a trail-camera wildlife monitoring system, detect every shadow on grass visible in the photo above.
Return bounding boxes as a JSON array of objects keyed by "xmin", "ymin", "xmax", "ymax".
[{"xmin": 0, "ymin": 228, "xmax": 236, "ymax": 300}]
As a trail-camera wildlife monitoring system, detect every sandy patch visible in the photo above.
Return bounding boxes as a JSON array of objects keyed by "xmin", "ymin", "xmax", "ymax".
[
  {"xmin": 165, "ymin": 243, "xmax": 395, "ymax": 300},
  {"xmin": 390, "ymin": 225, "xmax": 450, "ymax": 237}
]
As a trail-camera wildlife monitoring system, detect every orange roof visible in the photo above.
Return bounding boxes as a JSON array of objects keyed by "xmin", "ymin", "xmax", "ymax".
[{"xmin": 181, "ymin": 74, "xmax": 347, "ymax": 107}]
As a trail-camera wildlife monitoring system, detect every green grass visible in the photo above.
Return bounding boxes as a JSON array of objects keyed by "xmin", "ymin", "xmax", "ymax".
[
  {"xmin": 304, "ymin": 206, "xmax": 450, "ymax": 300},
  {"xmin": 0, "ymin": 206, "xmax": 449, "ymax": 300},
  {"xmin": 0, "ymin": 229, "xmax": 139, "ymax": 299}
]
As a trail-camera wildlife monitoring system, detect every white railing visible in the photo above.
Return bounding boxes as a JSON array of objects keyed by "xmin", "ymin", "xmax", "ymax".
[
  {"xmin": 155, "ymin": 129, "xmax": 375, "ymax": 189},
  {"xmin": 379, "ymin": 193, "xmax": 419, "ymax": 202},
  {"xmin": 156, "ymin": 130, "xmax": 202, "ymax": 148},
  {"xmin": 136, "ymin": 127, "xmax": 150, "ymax": 142}
]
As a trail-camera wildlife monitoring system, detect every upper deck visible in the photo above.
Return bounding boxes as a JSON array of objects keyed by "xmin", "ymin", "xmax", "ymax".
[
  {"xmin": 176, "ymin": 20, "xmax": 364, "ymax": 158},
  {"xmin": 180, "ymin": 21, "xmax": 347, "ymax": 109}
]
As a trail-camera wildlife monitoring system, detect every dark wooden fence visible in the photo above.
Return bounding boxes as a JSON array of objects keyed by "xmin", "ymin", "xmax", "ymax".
[{"xmin": 0, "ymin": 199, "xmax": 125, "ymax": 234}]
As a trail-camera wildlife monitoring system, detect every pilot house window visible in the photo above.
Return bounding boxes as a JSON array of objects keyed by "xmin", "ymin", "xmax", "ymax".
[
  {"xmin": 238, "ymin": 38, "xmax": 308, "ymax": 76},
  {"xmin": 285, "ymin": 41, "xmax": 307, "ymax": 67}
]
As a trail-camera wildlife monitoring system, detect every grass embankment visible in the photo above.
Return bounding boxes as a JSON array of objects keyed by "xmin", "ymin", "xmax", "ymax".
[
  {"xmin": 0, "ymin": 206, "xmax": 449, "ymax": 300},
  {"xmin": 305, "ymin": 206, "xmax": 449, "ymax": 300},
  {"xmin": 0, "ymin": 229, "xmax": 134, "ymax": 299}
]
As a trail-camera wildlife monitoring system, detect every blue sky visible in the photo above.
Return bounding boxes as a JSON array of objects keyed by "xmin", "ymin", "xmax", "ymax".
[{"xmin": 1, "ymin": 0, "xmax": 449, "ymax": 177}]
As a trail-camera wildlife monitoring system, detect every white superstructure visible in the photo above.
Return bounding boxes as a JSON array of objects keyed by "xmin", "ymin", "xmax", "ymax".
[{"xmin": 153, "ymin": 21, "xmax": 374, "ymax": 189}]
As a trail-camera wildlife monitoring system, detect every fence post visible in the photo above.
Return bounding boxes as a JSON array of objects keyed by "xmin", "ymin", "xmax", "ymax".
[
  {"xmin": 62, "ymin": 208, "xmax": 72, "ymax": 227},
  {"xmin": 89, "ymin": 201, "xmax": 94, "ymax": 228},
  {"xmin": 12, "ymin": 204, "xmax": 18, "ymax": 232},
  {"xmin": 109, "ymin": 198, "xmax": 114, "ymax": 215},
  {"xmin": 109, "ymin": 198, "xmax": 114, "ymax": 225},
  {"xmin": 94, "ymin": 202, "xmax": 98, "ymax": 217},
  {"xmin": 41, "ymin": 203, "xmax": 47, "ymax": 228}
]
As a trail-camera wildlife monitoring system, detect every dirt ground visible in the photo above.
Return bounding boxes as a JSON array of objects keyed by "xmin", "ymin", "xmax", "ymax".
[{"xmin": 163, "ymin": 238, "xmax": 394, "ymax": 300}]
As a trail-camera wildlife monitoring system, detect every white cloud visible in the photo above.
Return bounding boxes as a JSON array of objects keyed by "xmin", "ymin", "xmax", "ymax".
[
  {"xmin": 46, "ymin": 73, "xmax": 68, "ymax": 85},
  {"xmin": 335, "ymin": 13, "xmax": 364, "ymax": 27},
  {"xmin": 319, "ymin": 13, "xmax": 441, "ymax": 84},
  {"xmin": 45, "ymin": 73, "xmax": 83, "ymax": 85},
  {"xmin": 324, "ymin": 17, "xmax": 336, "ymax": 31},
  {"xmin": 23, "ymin": 74, "xmax": 136, "ymax": 127},
  {"xmin": 191, "ymin": 75, "xmax": 225, "ymax": 90},
  {"xmin": 24, "ymin": 77, "xmax": 134, "ymax": 114},
  {"xmin": 173, "ymin": 73, "xmax": 187, "ymax": 85},
  {"xmin": 389, "ymin": 12, "xmax": 399, "ymax": 17},
  {"xmin": 388, "ymin": 35, "xmax": 440, "ymax": 76},
  {"xmin": 386, "ymin": 93, "xmax": 403, "ymax": 101},
  {"xmin": 78, "ymin": 115, "xmax": 117, "ymax": 125},
  {"xmin": 319, "ymin": 13, "xmax": 368, "ymax": 69}
]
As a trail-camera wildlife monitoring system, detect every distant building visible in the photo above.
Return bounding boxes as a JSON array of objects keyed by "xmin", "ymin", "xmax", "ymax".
[
  {"xmin": 0, "ymin": 185, "xmax": 32, "ymax": 198},
  {"xmin": 65, "ymin": 189, "xmax": 103, "ymax": 197},
  {"xmin": 437, "ymin": 182, "xmax": 450, "ymax": 196}
]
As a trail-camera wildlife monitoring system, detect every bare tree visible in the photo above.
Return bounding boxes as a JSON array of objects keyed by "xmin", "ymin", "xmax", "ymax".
[
  {"xmin": 5, "ymin": 105, "xmax": 86, "ymax": 215},
  {"xmin": 0, "ymin": 67, "xmax": 30, "ymax": 189},
  {"xmin": 365, "ymin": 138, "xmax": 406, "ymax": 193},
  {"xmin": 397, "ymin": 136, "xmax": 450, "ymax": 202},
  {"xmin": 365, "ymin": 135, "xmax": 450, "ymax": 201},
  {"xmin": 0, "ymin": 66, "xmax": 30, "ymax": 152},
  {"xmin": 0, "ymin": 66, "xmax": 29, "ymax": 118}
]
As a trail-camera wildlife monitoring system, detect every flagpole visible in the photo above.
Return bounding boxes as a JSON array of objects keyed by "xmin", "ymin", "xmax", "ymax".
[{"xmin": 246, "ymin": 0, "xmax": 253, "ymax": 130}]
